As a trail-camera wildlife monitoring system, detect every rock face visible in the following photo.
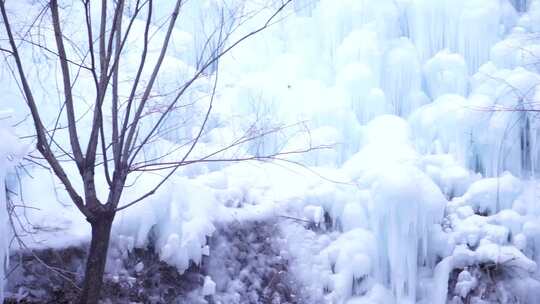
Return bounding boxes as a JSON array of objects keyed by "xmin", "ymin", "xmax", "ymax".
[
  {"xmin": 4, "ymin": 245, "xmax": 204, "ymax": 304},
  {"xmin": 205, "ymin": 220, "xmax": 301, "ymax": 304},
  {"xmin": 3, "ymin": 220, "xmax": 302, "ymax": 304},
  {"xmin": 4, "ymin": 247, "xmax": 86, "ymax": 304}
]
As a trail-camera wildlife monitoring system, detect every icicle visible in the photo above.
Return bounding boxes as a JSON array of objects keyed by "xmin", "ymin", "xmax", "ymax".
[
  {"xmin": 381, "ymin": 38, "xmax": 424, "ymax": 117},
  {"xmin": 370, "ymin": 165, "xmax": 446, "ymax": 303},
  {"xmin": 423, "ymin": 50, "xmax": 468, "ymax": 98},
  {"xmin": 407, "ymin": 0, "xmax": 515, "ymax": 72},
  {"xmin": 511, "ymin": 0, "xmax": 529, "ymax": 12},
  {"xmin": 431, "ymin": 257, "xmax": 454, "ymax": 304}
]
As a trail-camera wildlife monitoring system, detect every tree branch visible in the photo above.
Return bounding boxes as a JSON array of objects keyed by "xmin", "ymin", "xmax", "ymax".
[
  {"xmin": 50, "ymin": 0, "xmax": 85, "ymax": 169},
  {"xmin": 0, "ymin": 0, "xmax": 88, "ymax": 218}
]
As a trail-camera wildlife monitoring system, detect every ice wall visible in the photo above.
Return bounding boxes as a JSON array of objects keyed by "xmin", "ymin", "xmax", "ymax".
[
  {"xmin": 218, "ymin": 0, "xmax": 540, "ymax": 302},
  {"xmin": 220, "ymin": 0, "xmax": 521, "ymax": 169}
]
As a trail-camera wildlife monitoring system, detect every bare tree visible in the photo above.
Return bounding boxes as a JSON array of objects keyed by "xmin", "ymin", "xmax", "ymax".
[{"xmin": 0, "ymin": 1, "xmax": 325, "ymax": 303}]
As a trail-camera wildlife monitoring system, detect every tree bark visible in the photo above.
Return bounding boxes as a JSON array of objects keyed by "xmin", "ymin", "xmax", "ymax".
[{"xmin": 79, "ymin": 213, "xmax": 114, "ymax": 304}]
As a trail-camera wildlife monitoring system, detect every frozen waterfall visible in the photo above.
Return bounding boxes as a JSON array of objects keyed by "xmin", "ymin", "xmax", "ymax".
[{"xmin": 2, "ymin": 0, "xmax": 540, "ymax": 303}]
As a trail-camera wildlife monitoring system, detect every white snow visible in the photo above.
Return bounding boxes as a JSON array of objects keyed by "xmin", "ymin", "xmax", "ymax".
[{"xmin": 202, "ymin": 276, "xmax": 216, "ymax": 296}]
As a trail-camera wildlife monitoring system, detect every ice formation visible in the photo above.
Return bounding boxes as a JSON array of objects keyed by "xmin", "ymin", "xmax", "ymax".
[
  {"xmin": 0, "ymin": 112, "xmax": 23, "ymax": 302},
  {"xmin": 2, "ymin": 0, "xmax": 540, "ymax": 303}
]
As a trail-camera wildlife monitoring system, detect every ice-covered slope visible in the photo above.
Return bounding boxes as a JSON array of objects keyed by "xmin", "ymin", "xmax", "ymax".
[{"xmin": 3, "ymin": 0, "xmax": 540, "ymax": 303}]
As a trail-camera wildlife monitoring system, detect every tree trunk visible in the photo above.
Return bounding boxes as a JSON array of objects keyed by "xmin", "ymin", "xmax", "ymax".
[{"xmin": 79, "ymin": 214, "xmax": 114, "ymax": 304}]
